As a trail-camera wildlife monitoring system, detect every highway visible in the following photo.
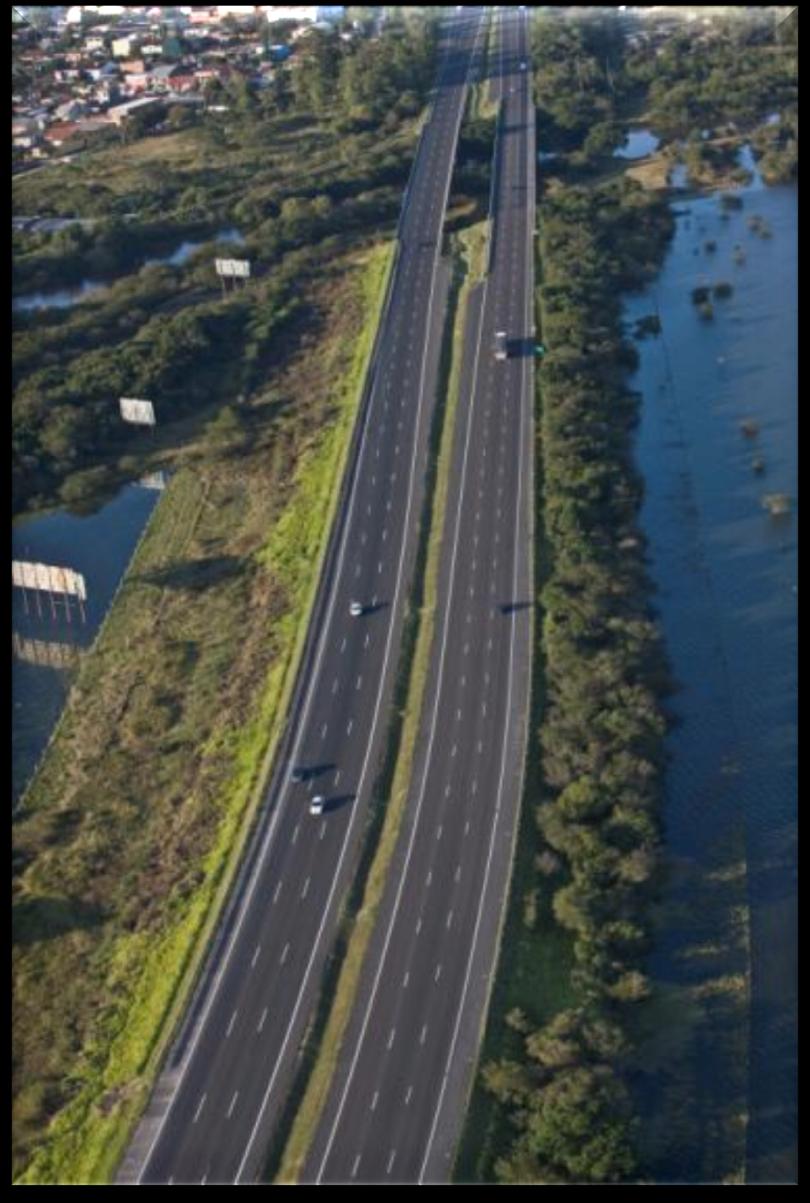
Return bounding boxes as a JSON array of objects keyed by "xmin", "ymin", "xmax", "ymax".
[
  {"xmin": 119, "ymin": 8, "xmax": 486, "ymax": 1185},
  {"xmin": 302, "ymin": 5, "xmax": 535, "ymax": 1185}
]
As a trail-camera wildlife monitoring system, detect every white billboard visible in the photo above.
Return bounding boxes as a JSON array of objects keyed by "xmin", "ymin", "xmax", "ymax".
[
  {"xmin": 138, "ymin": 470, "xmax": 167, "ymax": 491},
  {"xmin": 120, "ymin": 397, "xmax": 156, "ymax": 426},
  {"xmin": 12, "ymin": 561, "xmax": 88, "ymax": 601},
  {"xmin": 215, "ymin": 257, "xmax": 251, "ymax": 279}
]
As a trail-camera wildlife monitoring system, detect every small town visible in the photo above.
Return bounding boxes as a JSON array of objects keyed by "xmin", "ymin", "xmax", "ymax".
[{"xmin": 12, "ymin": 5, "xmax": 356, "ymax": 170}]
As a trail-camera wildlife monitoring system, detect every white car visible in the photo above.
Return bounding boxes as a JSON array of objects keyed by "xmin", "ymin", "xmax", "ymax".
[
  {"xmin": 310, "ymin": 795, "xmax": 326, "ymax": 816},
  {"xmin": 349, "ymin": 600, "xmax": 363, "ymax": 617},
  {"xmin": 520, "ymin": 61, "xmax": 528, "ymax": 71}
]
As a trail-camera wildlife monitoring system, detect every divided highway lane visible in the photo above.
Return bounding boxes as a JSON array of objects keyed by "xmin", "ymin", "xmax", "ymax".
[
  {"xmin": 303, "ymin": 5, "xmax": 535, "ymax": 1185},
  {"xmin": 124, "ymin": 9, "xmax": 486, "ymax": 1186}
]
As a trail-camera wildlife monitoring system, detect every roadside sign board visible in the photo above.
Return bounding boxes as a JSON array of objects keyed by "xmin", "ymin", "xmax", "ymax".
[
  {"xmin": 120, "ymin": 397, "xmax": 156, "ymax": 426},
  {"xmin": 215, "ymin": 258, "xmax": 251, "ymax": 279}
]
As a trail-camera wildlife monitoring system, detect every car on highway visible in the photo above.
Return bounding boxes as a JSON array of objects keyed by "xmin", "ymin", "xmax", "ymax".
[
  {"xmin": 310, "ymin": 795, "xmax": 326, "ymax": 816},
  {"xmin": 494, "ymin": 331, "xmax": 508, "ymax": 361},
  {"xmin": 349, "ymin": 600, "xmax": 364, "ymax": 617}
]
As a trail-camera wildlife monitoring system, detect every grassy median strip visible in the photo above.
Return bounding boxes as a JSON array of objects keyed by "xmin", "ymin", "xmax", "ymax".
[
  {"xmin": 274, "ymin": 220, "xmax": 488, "ymax": 1184},
  {"xmin": 12, "ymin": 240, "xmax": 394, "ymax": 1185}
]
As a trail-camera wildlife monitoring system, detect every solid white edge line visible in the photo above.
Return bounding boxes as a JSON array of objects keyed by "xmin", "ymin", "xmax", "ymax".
[
  {"xmin": 233, "ymin": 15, "xmax": 486, "ymax": 1185},
  {"xmin": 419, "ymin": 10, "xmax": 535, "ymax": 1182},
  {"xmin": 315, "ymin": 17, "xmax": 490, "ymax": 1182},
  {"xmin": 135, "ymin": 15, "xmax": 474, "ymax": 1188}
]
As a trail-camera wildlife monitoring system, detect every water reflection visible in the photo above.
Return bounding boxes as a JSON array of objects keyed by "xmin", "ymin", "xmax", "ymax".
[{"xmin": 12, "ymin": 481, "xmax": 161, "ymax": 803}]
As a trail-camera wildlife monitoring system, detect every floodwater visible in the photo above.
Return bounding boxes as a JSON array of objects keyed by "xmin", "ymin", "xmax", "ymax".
[
  {"xmin": 12, "ymin": 228, "xmax": 245, "ymax": 312},
  {"xmin": 625, "ymin": 150, "xmax": 797, "ymax": 1181},
  {"xmin": 12, "ymin": 481, "xmax": 162, "ymax": 804},
  {"xmin": 614, "ymin": 126, "xmax": 661, "ymax": 160}
]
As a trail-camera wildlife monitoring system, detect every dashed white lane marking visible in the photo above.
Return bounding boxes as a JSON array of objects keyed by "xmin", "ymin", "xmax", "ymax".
[
  {"xmin": 364, "ymin": 632, "xmax": 370, "ymax": 648},
  {"xmin": 193, "ymin": 1094, "xmax": 207, "ymax": 1124},
  {"xmin": 356, "ymin": 675, "xmax": 362, "ymax": 691},
  {"xmin": 463, "ymin": 643, "xmax": 470, "ymax": 656},
  {"xmin": 403, "ymin": 969, "xmax": 410, "ymax": 987},
  {"xmin": 280, "ymin": 942, "xmax": 289, "ymax": 965},
  {"xmin": 340, "ymin": 636, "xmax": 347, "ymax": 653},
  {"xmin": 451, "ymin": 743, "xmax": 458, "ymax": 757},
  {"xmin": 386, "ymin": 1150, "xmax": 397, "ymax": 1176},
  {"xmin": 477, "ymin": 738, "xmax": 484, "ymax": 753},
  {"xmin": 251, "ymin": 944, "xmax": 261, "ymax": 968},
  {"xmin": 464, "ymin": 819, "xmax": 471, "ymax": 835},
  {"xmin": 321, "ymin": 723, "xmax": 328, "ymax": 739},
  {"xmin": 435, "ymin": 963, "xmax": 442, "ymax": 982},
  {"xmin": 332, "ymin": 677, "xmax": 339, "ymax": 694},
  {"xmin": 472, "ymin": 779, "xmax": 478, "ymax": 795},
  {"xmin": 456, "ymin": 707, "xmax": 462, "ymax": 720},
  {"xmin": 257, "ymin": 1007, "xmax": 268, "ymax": 1033},
  {"xmin": 437, "ymin": 824, "xmax": 443, "ymax": 841},
  {"xmin": 227, "ymin": 1091, "xmax": 239, "ymax": 1119},
  {"xmin": 420, "ymin": 1023, "xmax": 428, "ymax": 1044},
  {"xmin": 415, "ymin": 916, "xmax": 422, "ymax": 935},
  {"xmin": 482, "ymin": 702, "xmax": 487, "ymax": 717},
  {"xmin": 378, "ymin": 560, "xmax": 383, "ymax": 575},
  {"xmin": 387, "ymin": 1027, "xmax": 396, "ymax": 1049},
  {"xmin": 446, "ymin": 910, "xmax": 454, "ymax": 929},
  {"xmin": 426, "ymin": 868, "xmax": 432, "ymax": 886},
  {"xmin": 301, "ymin": 877, "xmax": 310, "ymax": 899},
  {"xmin": 455, "ymin": 864, "xmax": 462, "ymax": 883},
  {"xmin": 272, "ymin": 881, "xmax": 282, "ymax": 904},
  {"xmin": 320, "ymin": 820, "xmax": 327, "ymax": 841},
  {"xmin": 405, "ymin": 1085, "xmax": 413, "ymax": 1105},
  {"xmin": 347, "ymin": 718, "xmax": 353, "ymax": 735},
  {"xmin": 355, "ymin": 563, "xmax": 361, "ymax": 578},
  {"xmin": 351, "ymin": 1154, "xmax": 361, "ymax": 1179},
  {"xmin": 371, "ymin": 1090, "xmax": 379, "ymax": 1112},
  {"xmin": 226, "ymin": 1009, "xmax": 238, "ymax": 1037},
  {"xmin": 292, "ymin": 823, "xmax": 300, "ymax": 845}
]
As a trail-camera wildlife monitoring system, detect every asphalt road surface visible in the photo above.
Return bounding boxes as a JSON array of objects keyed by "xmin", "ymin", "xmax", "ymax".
[
  {"xmin": 302, "ymin": 6, "xmax": 536, "ymax": 1186},
  {"xmin": 119, "ymin": 8, "xmax": 486, "ymax": 1186}
]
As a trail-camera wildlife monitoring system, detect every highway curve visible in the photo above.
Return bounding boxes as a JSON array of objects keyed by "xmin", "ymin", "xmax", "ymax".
[
  {"xmin": 302, "ymin": 5, "xmax": 536, "ymax": 1186},
  {"xmin": 118, "ymin": 8, "xmax": 486, "ymax": 1186}
]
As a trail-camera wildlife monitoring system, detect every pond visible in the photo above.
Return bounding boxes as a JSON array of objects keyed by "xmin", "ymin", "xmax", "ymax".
[
  {"xmin": 625, "ymin": 167, "xmax": 796, "ymax": 1181},
  {"xmin": 12, "ymin": 227, "xmax": 246, "ymax": 313},
  {"xmin": 614, "ymin": 126, "xmax": 661, "ymax": 160},
  {"xmin": 12, "ymin": 480, "xmax": 163, "ymax": 805}
]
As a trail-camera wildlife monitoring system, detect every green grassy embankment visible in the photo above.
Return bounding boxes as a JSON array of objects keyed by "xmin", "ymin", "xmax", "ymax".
[{"xmin": 12, "ymin": 240, "xmax": 393, "ymax": 1186}]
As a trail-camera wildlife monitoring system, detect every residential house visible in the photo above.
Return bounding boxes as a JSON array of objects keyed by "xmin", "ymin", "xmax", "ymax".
[
  {"xmin": 54, "ymin": 99, "xmax": 88, "ymax": 120},
  {"xmin": 43, "ymin": 121, "xmax": 83, "ymax": 146},
  {"xmin": 112, "ymin": 35, "xmax": 139, "ymax": 57},
  {"xmin": 106, "ymin": 95, "xmax": 166, "ymax": 125}
]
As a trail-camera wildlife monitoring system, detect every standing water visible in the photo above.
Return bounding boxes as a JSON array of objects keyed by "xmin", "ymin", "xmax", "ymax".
[
  {"xmin": 12, "ymin": 482, "xmax": 162, "ymax": 804},
  {"xmin": 625, "ymin": 158, "xmax": 796, "ymax": 1181}
]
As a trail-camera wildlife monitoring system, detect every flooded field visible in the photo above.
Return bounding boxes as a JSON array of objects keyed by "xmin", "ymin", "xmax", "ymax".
[{"xmin": 625, "ymin": 161, "xmax": 796, "ymax": 1181}]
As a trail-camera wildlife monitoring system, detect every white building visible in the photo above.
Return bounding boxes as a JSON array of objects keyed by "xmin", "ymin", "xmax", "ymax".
[{"xmin": 262, "ymin": 6, "xmax": 345, "ymax": 25}]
